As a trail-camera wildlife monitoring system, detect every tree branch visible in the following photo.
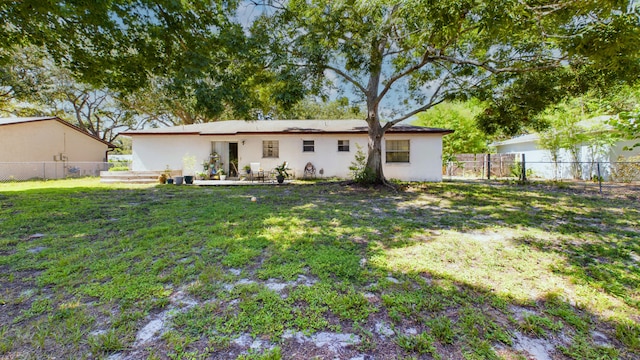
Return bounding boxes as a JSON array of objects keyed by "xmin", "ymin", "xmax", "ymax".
[
  {"xmin": 383, "ymin": 77, "xmax": 449, "ymax": 130},
  {"xmin": 428, "ymin": 54, "xmax": 561, "ymax": 74},
  {"xmin": 324, "ymin": 65, "xmax": 367, "ymax": 94}
]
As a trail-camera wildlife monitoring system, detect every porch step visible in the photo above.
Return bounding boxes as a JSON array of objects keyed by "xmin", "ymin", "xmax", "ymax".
[{"xmin": 100, "ymin": 170, "xmax": 182, "ymax": 184}]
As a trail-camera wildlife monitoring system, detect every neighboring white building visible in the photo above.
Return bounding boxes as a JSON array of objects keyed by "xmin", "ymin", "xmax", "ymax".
[
  {"xmin": 122, "ymin": 120, "xmax": 453, "ymax": 182},
  {"xmin": 492, "ymin": 117, "xmax": 640, "ymax": 180},
  {"xmin": 0, "ymin": 117, "xmax": 115, "ymax": 180}
]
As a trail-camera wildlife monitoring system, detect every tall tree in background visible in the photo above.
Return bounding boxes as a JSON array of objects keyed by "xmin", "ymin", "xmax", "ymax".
[
  {"xmin": 255, "ymin": 0, "xmax": 639, "ymax": 184},
  {"xmin": 0, "ymin": 46, "xmax": 138, "ymax": 142},
  {"xmin": 414, "ymin": 100, "xmax": 488, "ymax": 161},
  {"xmin": 0, "ymin": 0, "xmax": 273, "ymax": 121}
]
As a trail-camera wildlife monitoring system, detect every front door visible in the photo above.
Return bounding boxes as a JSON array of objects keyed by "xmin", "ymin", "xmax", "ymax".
[{"xmin": 229, "ymin": 142, "xmax": 238, "ymax": 177}]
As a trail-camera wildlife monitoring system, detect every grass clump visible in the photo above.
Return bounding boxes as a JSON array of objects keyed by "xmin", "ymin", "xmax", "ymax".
[
  {"xmin": 1, "ymin": 178, "xmax": 639, "ymax": 358},
  {"xmin": 395, "ymin": 332, "xmax": 440, "ymax": 358}
]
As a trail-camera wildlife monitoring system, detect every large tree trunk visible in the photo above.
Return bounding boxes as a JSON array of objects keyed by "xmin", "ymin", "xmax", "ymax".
[
  {"xmin": 364, "ymin": 38, "xmax": 387, "ymax": 184},
  {"xmin": 365, "ymin": 85, "xmax": 385, "ymax": 184},
  {"xmin": 366, "ymin": 116, "xmax": 385, "ymax": 184}
]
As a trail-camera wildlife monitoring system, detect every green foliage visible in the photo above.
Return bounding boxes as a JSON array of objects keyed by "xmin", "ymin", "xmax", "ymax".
[
  {"xmin": 274, "ymin": 162, "xmax": 290, "ymax": 178},
  {"xmin": 108, "ymin": 166, "xmax": 130, "ymax": 172},
  {"xmin": 428, "ymin": 316, "xmax": 455, "ymax": 345},
  {"xmin": 611, "ymin": 155, "xmax": 640, "ymax": 183},
  {"xmin": 278, "ymin": 97, "xmax": 364, "ymax": 120},
  {"xmin": 611, "ymin": 107, "xmax": 640, "ymax": 150},
  {"xmin": 518, "ymin": 314, "xmax": 563, "ymax": 337},
  {"xmin": 0, "ymin": 325, "xmax": 13, "ymax": 354},
  {"xmin": 88, "ymin": 329, "xmax": 126, "ymax": 355},
  {"xmin": 395, "ymin": 332, "xmax": 440, "ymax": 358},
  {"xmin": 414, "ymin": 100, "xmax": 489, "ymax": 157},
  {"xmin": 558, "ymin": 334, "xmax": 620, "ymax": 359},
  {"xmin": 349, "ymin": 144, "xmax": 376, "ymax": 185},
  {"xmin": 2, "ymin": 179, "xmax": 640, "ymax": 357},
  {"xmin": 510, "ymin": 162, "xmax": 533, "ymax": 180},
  {"xmin": 537, "ymin": 102, "xmax": 587, "ymax": 167},
  {"xmin": 1, "ymin": 1, "xmax": 273, "ymax": 121},
  {"xmin": 236, "ymin": 347, "xmax": 282, "ymax": 360},
  {"xmin": 326, "ymin": 290, "xmax": 375, "ymax": 322},
  {"xmin": 257, "ymin": 0, "xmax": 640, "ymax": 182},
  {"xmin": 616, "ymin": 321, "xmax": 640, "ymax": 350}
]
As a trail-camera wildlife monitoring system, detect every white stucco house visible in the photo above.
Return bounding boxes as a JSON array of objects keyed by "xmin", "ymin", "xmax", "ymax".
[
  {"xmin": 492, "ymin": 117, "xmax": 640, "ymax": 180},
  {"xmin": 0, "ymin": 116, "xmax": 115, "ymax": 180},
  {"xmin": 122, "ymin": 119, "xmax": 453, "ymax": 182}
]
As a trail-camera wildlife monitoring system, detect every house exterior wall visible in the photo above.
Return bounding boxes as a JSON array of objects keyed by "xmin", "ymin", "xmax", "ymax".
[
  {"xmin": 0, "ymin": 120, "xmax": 109, "ymax": 162},
  {"xmin": 131, "ymin": 134, "xmax": 211, "ymax": 175},
  {"xmin": 0, "ymin": 120, "xmax": 111, "ymax": 180},
  {"xmin": 495, "ymin": 140, "xmax": 574, "ymax": 179},
  {"xmin": 495, "ymin": 138, "xmax": 640, "ymax": 180},
  {"xmin": 131, "ymin": 132, "xmax": 445, "ymax": 181}
]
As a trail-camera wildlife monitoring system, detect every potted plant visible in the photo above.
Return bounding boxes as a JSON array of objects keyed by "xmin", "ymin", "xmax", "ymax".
[
  {"xmin": 243, "ymin": 164, "xmax": 251, "ymax": 175},
  {"xmin": 274, "ymin": 161, "xmax": 290, "ymax": 184},
  {"xmin": 160, "ymin": 165, "xmax": 173, "ymax": 184},
  {"xmin": 182, "ymin": 154, "xmax": 197, "ymax": 184},
  {"xmin": 218, "ymin": 169, "xmax": 226, "ymax": 181}
]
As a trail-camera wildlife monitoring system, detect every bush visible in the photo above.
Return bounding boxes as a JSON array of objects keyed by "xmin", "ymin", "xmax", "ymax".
[
  {"xmin": 349, "ymin": 144, "xmax": 376, "ymax": 185},
  {"xmin": 612, "ymin": 155, "xmax": 640, "ymax": 183},
  {"xmin": 108, "ymin": 166, "xmax": 129, "ymax": 172}
]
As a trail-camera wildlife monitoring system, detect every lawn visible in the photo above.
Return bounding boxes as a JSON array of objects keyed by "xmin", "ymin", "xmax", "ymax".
[{"xmin": 0, "ymin": 178, "xmax": 639, "ymax": 359}]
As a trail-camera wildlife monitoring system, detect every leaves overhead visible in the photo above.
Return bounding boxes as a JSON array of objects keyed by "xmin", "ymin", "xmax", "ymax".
[
  {"xmin": 252, "ymin": 0, "xmax": 639, "ymax": 183},
  {"xmin": 0, "ymin": 0, "xmax": 271, "ymax": 120}
]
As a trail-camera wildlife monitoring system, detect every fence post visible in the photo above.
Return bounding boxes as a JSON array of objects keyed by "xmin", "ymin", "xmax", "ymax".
[
  {"xmin": 597, "ymin": 162, "xmax": 602, "ymax": 194},
  {"xmin": 521, "ymin": 154, "xmax": 527, "ymax": 182},
  {"xmin": 487, "ymin": 153, "xmax": 491, "ymax": 180}
]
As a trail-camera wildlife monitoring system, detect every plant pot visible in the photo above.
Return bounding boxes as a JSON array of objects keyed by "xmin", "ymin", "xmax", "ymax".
[
  {"xmin": 184, "ymin": 175, "xmax": 194, "ymax": 184},
  {"xmin": 219, "ymin": 175, "xmax": 226, "ymax": 181},
  {"xmin": 166, "ymin": 178, "xmax": 174, "ymax": 184},
  {"xmin": 174, "ymin": 176, "xmax": 184, "ymax": 185},
  {"xmin": 276, "ymin": 175, "xmax": 285, "ymax": 184}
]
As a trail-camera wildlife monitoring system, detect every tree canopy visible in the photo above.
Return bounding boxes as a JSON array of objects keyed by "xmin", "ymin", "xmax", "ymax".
[
  {"xmin": 414, "ymin": 100, "xmax": 489, "ymax": 159},
  {"xmin": 0, "ymin": 0, "xmax": 276, "ymax": 120},
  {"xmin": 254, "ymin": 0, "xmax": 640, "ymax": 184},
  {"xmin": 2, "ymin": 0, "xmax": 639, "ymax": 183}
]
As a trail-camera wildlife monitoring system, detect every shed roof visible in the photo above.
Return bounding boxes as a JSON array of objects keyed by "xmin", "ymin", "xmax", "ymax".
[
  {"xmin": 121, "ymin": 119, "xmax": 454, "ymax": 136},
  {"xmin": 0, "ymin": 116, "xmax": 116, "ymax": 148},
  {"xmin": 491, "ymin": 115, "xmax": 615, "ymax": 148},
  {"xmin": 491, "ymin": 133, "xmax": 540, "ymax": 147}
]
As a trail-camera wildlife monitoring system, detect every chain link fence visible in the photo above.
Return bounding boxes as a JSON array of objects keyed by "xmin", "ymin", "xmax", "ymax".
[
  {"xmin": 444, "ymin": 154, "xmax": 640, "ymax": 194},
  {"xmin": 0, "ymin": 162, "xmax": 123, "ymax": 182}
]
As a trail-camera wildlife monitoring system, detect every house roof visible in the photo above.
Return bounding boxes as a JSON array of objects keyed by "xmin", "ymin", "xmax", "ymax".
[
  {"xmin": 121, "ymin": 119, "xmax": 454, "ymax": 136},
  {"xmin": 0, "ymin": 116, "xmax": 116, "ymax": 148},
  {"xmin": 491, "ymin": 133, "xmax": 540, "ymax": 147},
  {"xmin": 491, "ymin": 115, "xmax": 615, "ymax": 147}
]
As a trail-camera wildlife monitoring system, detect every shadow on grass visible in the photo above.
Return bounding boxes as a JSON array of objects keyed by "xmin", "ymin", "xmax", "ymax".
[{"xmin": 1, "ymin": 181, "xmax": 639, "ymax": 358}]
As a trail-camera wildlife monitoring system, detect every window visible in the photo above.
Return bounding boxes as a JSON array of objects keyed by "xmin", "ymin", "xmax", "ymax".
[
  {"xmin": 386, "ymin": 140, "xmax": 410, "ymax": 163},
  {"xmin": 262, "ymin": 140, "xmax": 279, "ymax": 158},
  {"xmin": 338, "ymin": 140, "xmax": 350, "ymax": 152},
  {"xmin": 303, "ymin": 140, "xmax": 315, "ymax": 152}
]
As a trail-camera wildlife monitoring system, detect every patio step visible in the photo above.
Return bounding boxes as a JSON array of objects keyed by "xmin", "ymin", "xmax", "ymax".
[{"xmin": 100, "ymin": 170, "xmax": 182, "ymax": 184}]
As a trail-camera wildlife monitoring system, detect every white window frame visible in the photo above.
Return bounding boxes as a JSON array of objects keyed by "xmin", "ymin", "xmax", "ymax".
[
  {"xmin": 262, "ymin": 140, "xmax": 279, "ymax": 158},
  {"xmin": 302, "ymin": 140, "xmax": 315, "ymax": 152},
  {"xmin": 385, "ymin": 139, "xmax": 410, "ymax": 163},
  {"xmin": 337, "ymin": 140, "xmax": 350, "ymax": 152}
]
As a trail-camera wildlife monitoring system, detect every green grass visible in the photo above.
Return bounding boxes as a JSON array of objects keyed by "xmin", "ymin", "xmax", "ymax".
[{"xmin": 0, "ymin": 178, "xmax": 639, "ymax": 359}]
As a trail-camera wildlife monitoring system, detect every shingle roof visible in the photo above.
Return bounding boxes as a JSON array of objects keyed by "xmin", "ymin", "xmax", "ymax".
[
  {"xmin": 0, "ymin": 116, "xmax": 59, "ymax": 126},
  {"xmin": 122, "ymin": 119, "xmax": 453, "ymax": 136},
  {"xmin": 0, "ymin": 116, "xmax": 116, "ymax": 147}
]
